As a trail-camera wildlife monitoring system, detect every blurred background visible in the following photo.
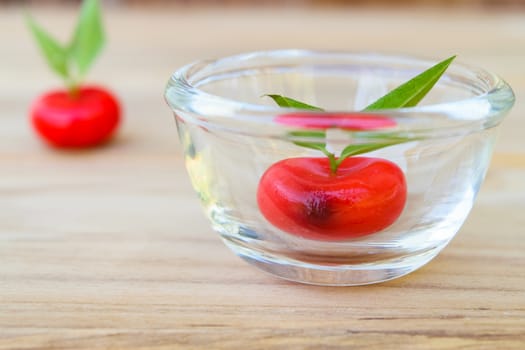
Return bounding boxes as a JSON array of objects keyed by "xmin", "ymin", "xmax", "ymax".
[{"xmin": 1, "ymin": 0, "xmax": 524, "ymax": 7}]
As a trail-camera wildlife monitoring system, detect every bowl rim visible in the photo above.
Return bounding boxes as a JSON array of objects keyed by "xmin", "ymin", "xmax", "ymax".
[{"xmin": 164, "ymin": 49, "xmax": 515, "ymax": 138}]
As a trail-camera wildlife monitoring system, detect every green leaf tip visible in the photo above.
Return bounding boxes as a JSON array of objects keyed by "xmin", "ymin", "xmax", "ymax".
[
  {"xmin": 364, "ymin": 55, "xmax": 456, "ymax": 111},
  {"xmin": 26, "ymin": 14, "xmax": 70, "ymax": 79},
  {"xmin": 265, "ymin": 94, "xmax": 324, "ymax": 111},
  {"xmin": 70, "ymin": 0, "xmax": 105, "ymax": 77}
]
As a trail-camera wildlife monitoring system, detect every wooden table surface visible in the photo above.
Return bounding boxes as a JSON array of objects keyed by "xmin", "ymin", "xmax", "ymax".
[{"xmin": 1, "ymin": 5, "xmax": 524, "ymax": 349}]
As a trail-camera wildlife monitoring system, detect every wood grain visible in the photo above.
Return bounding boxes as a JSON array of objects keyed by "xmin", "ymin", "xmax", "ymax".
[{"xmin": 1, "ymin": 5, "xmax": 524, "ymax": 349}]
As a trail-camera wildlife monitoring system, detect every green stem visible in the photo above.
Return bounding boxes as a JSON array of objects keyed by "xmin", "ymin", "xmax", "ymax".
[
  {"xmin": 64, "ymin": 70, "xmax": 81, "ymax": 99},
  {"xmin": 68, "ymin": 83, "xmax": 80, "ymax": 98},
  {"xmin": 319, "ymin": 148, "xmax": 338, "ymax": 174},
  {"xmin": 327, "ymin": 153, "xmax": 337, "ymax": 174}
]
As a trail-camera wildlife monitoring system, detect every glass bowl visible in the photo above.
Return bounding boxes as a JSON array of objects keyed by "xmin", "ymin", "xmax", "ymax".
[{"xmin": 164, "ymin": 50, "xmax": 514, "ymax": 286}]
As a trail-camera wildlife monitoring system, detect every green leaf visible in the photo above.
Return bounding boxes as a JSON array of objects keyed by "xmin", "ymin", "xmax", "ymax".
[
  {"xmin": 265, "ymin": 56, "xmax": 455, "ymax": 173},
  {"xmin": 340, "ymin": 142, "xmax": 398, "ymax": 159},
  {"xmin": 288, "ymin": 130, "xmax": 328, "ymax": 153},
  {"xmin": 335, "ymin": 138, "xmax": 414, "ymax": 169},
  {"xmin": 293, "ymin": 141, "xmax": 327, "ymax": 152},
  {"xmin": 339, "ymin": 138, "xmax": 409, "ymax": 162},
  {"xmin": 26, "ymin": 15, "xmax": 69, "ymax": 79},
  {"xmin": 265, "ymin": 95, "xmax": 324, "ymax": 111},
  {"xmin": 288, "ymin": 130, "xmax": 326, "ymax": 139},
  {"xmin": 70, "ymin": 0, "xmax": 105, "ymax": 76},
  {"xmin": 364, "ymin": 55, "xmax": 456, "ymax": 110}
]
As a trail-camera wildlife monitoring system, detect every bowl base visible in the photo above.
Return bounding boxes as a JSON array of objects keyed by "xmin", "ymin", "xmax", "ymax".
[{"xmin": 222, "ymin": 237, "xmax": 443, "ymax": 286}]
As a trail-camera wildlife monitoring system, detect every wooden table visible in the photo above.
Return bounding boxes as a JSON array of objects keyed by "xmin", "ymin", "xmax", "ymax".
[{"xmin": 1, "ymin": 5, "xmax": 524, "ymax": 349}]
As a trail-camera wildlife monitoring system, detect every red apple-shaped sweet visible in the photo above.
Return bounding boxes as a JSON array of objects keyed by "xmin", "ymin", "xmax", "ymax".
[
  {"xmin": 257, "ymin": 156, "xmax": 407, "ymax": 241},
  {"xmin": 31, "ymin": 86, "xmax": 120, "ymax": 148}
]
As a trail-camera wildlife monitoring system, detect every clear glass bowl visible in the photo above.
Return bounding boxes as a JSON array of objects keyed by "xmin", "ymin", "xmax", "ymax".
[{"xmin": 165, "ymin": 50, "xmax": 515, "ymax": 286}]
